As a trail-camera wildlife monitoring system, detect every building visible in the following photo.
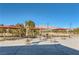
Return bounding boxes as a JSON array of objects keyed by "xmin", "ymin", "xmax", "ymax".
[
  {"xmin": 0, "ymin": 26, "xmax": 21, "ymax": 37},
  {"xmin": 29, "ymin": 26, "xmax": 69, "ymax": 37},
  {"xmin": 0, "ymin": 25, "xmax": 70, "ymax": 37}
]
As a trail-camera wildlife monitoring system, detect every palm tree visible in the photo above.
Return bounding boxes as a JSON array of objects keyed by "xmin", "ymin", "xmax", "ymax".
[
  {"xmin": 25, "ymin": 20, "xmax": 35, "ymax": 28},
  {"xmin": 25, "ymin": 20, "xmax": 36, "ymax": 37}
]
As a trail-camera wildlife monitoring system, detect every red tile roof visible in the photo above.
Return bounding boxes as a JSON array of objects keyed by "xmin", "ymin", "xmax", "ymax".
[
  {"xmin": 30, "ymin": 27, "xmax": 46, "ymax": 30},
  {"xmin": 30, "ymin": 27, "xmax": 68, "ymax": 30},
  {"xmin": 0, "ymin": 26, "xmax": 21, "ymax": 29},
  {"xmin": 0, "ymin": 26, "xmax": 69, "ymax": 30},
  {"xmin": 53, "ymin": 28, "xmax": 67, "ymax": 30}
]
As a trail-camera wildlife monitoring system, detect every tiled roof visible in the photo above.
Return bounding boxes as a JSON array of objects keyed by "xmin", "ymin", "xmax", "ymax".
[
  {"xmin": 30, "ymin": 27, "xmax": 68, "ymax": 30},
  {"xmin": 0, "ymin": 26, "xmax": 21, "ymax": 29},
  {"xmin": 0, "ymin": 26, "xmax": 69, "ymax": 30}
]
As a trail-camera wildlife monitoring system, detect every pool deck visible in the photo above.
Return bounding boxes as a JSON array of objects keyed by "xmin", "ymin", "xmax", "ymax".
[{"xmin": 0, "ymin": 36, "xmax": 79, "ymax": 55}]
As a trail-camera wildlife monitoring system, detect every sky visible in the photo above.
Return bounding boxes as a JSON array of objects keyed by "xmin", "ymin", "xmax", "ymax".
[{"xmin": 0, "ymin": 3, "xmax": 79, "ymax": 28}]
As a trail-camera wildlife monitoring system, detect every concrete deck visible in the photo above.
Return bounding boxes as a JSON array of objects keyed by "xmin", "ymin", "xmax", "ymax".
[{"xmin": 0, "ymin": 36, "xmax": 79, "ymax": 55}]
